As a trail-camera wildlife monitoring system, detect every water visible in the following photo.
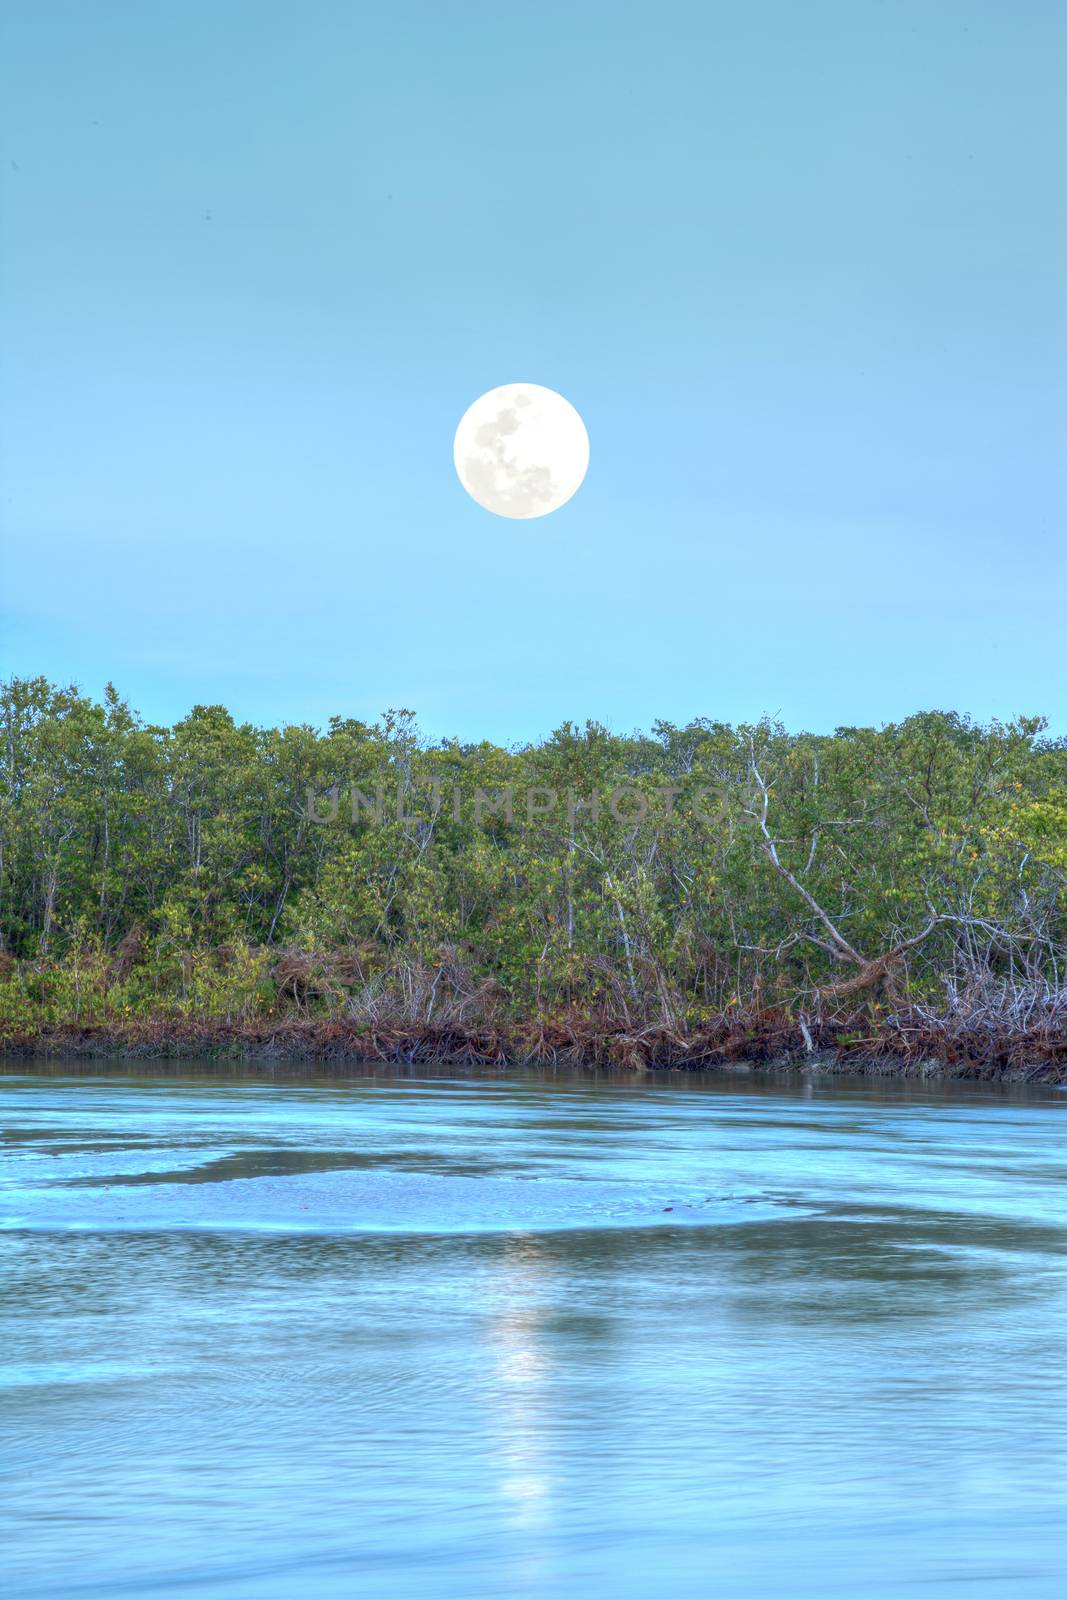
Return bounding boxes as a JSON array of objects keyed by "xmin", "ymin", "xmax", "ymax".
[{"xmin": 2, "ymin": 1061, "xmax": 1065, "ymax": 1599}]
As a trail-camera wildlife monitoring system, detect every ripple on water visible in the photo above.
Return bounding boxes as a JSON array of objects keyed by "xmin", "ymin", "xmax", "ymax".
[{"xmin": 0, "ymin": 1167, "xmax": 809, "ymax": 1235}]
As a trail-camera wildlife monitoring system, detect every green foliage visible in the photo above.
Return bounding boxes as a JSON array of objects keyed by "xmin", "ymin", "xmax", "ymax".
[{"xmin": 1, "ymin": 679, "xmax": 1064, "ymax": 1030}]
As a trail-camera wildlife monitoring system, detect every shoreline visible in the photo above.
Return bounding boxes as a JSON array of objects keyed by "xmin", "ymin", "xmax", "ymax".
[{"xmin": 3, "ymin": 1019, "xmax": 1064, "ymax": 1086}]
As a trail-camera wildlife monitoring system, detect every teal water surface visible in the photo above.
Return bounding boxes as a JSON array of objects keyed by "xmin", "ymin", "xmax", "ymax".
[{"xmin": 1, "ymin": 1062, "xmax": 1065, "ymax": 1598}]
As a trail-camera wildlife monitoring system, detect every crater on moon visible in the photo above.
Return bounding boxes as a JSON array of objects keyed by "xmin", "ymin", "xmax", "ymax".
[{"xmin": 453, "ymin": 384, "xmax": 589, "ymax": 519}]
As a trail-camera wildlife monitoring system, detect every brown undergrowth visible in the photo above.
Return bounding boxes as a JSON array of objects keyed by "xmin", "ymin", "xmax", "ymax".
[
  {"xmin": 4, "ymin": 1007, "xmax": 1064, "ymax": 1083},
  {"xmin": 2, "ymin": 946, "xmax": 1064, "ymax": 1082}
]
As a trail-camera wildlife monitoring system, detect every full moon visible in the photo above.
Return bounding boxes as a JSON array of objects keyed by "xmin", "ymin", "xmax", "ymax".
[{"xmin": 453, "ymin": 383, "xmax": 589, "ymax": 519}]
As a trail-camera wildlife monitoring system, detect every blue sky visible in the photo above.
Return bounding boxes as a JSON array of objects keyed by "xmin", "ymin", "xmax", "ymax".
[{"xmin": 2, "ymin": 0, "xmax": 1064, "ymax": 742}]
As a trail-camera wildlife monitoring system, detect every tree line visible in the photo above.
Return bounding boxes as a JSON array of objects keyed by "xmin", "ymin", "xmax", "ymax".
[{"xmin": 1, "ymin": 676, "xmax": 1065, "ymax": 1044}]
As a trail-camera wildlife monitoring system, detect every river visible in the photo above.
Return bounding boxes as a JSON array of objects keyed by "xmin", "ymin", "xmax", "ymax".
[{"xmin": 1, "ymin": 1061, "xmax": 1065, "ymax": 1598}]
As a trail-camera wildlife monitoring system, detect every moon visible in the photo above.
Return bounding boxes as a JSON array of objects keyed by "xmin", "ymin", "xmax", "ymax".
[{"xmin": 453, "ymin": 383, "xmax": 589, "ymax": 519}]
